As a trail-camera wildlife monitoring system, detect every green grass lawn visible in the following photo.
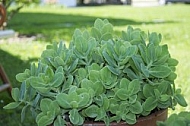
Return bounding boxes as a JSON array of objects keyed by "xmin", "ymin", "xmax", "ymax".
[{"xmin": 0, "ymin": 4, "xmax": 190, "ymax": 125}]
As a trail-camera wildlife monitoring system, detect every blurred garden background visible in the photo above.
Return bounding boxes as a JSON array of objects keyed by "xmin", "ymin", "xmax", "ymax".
[{"xmin": 0, "ymin": 0, "xmax": 190, "ymax": 125}]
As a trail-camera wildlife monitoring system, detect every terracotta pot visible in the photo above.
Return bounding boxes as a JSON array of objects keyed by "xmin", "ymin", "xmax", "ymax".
[
  {"xmin": 51, "ymin": 109, "xmax": 167, "ymax": 126},
  {"xmin": 83, "ymin": 109, "xmax": 168, "ymax": 126}
]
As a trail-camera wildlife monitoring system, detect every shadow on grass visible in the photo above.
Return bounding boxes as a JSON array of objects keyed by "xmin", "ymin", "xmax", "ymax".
[
  {"xmin": 0, "ymin": 49, "xmax": 38, "ymax": 87},
  {"xmin": 0, "ymin": 49, "xmax": 38, "ymax": 126},
  {"xmin": 7, "ymin": 12, "xmax": 176, "ymax": 42}
]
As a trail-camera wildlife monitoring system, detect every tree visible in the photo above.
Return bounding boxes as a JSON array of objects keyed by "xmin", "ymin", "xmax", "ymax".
[{"xmin": 0, "ymin": 0, "xmax": 40, "ymax": 25}]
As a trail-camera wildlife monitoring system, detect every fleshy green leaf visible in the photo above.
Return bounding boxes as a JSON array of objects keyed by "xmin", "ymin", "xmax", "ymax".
[
  {"xmin": 50, "ymin": 72, "xmax": 64, "ymax": 87},
  {"xmin": 128, "ymin": 79, "xmax": 140, "ymax": 95},
  {"xmin": 91, "ymin": 27, "xmax": 101, "ymax": 41},
  {"xmin": 94, "ymin": 18, "xmax": 104, "ymax": 30},
  {"xmin": 116, "ymin": 89, "xmax": 130, "ymax": 100},
  {"xmin": 37, "ymin": 115, "xmax": 54, "ymax": 126},
  {"xmin": 69, "ymin": 109, "xmax": 84, "ymax": 125},
  {"xmin": 54, "ymin": 115, "xmax": 66, "ymax": 126},
  {"xmin": 85, "ymin": 105, "xmax": 99, "ymax": 118},
  {"xmin": 125, "ymin": 113, "xmax": 136, "ymax": 125},
  {"xmin": 40, "ymin": 98, "xmax": 52, "ymax": 113},
  {"xmin": 3, "ymin": 102, "xmax": 20, "ymax": 109},
  {"xmin": 21, "ymin": 105, "xmax": 29, "ymax": 122},
  {"xmin": 143, "ymin": 97, "xmax": 157, "ymax": 111},
  {"xmin": 11, "ymin": 88, "xmax": 20, "ymax": 102},
  {"xmin": 16, "ymin": 70, "xmax": 30, "ymax": 82},
  {"xmin": 143, "ymin": 84, "xmax": 155, "ymax": 98},
  {"xmin": 149, "ymin": 65, "xmax": 171, "ymax": 78},
  {"xmin": 174, "ymin": 94, "xmax": 187, "ymax": 107},
  {"xmin": 129, "ymin": 101, "xmax": 143, "ymax": 114},
  {"xmin": 56, "ymin": 93, "xmax": 71, "ymax": 109},
  {"xmin": 167, "ymin": 58, "xmax": 178, "ymax": 66},
  {"xmin": 89, "ymin": 70, "xmax": 100, "ymax": 82}
]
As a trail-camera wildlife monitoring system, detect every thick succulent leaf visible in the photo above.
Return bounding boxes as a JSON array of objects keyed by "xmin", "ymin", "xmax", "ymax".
[
  {"xmin": 129, "ymin": 95, "xmax": 137, "ymax": 104},
  {"xmin": 125, "ymin": 113, "xmax": 136, "ymax": 125},
  {"xmin": 143, "ymin": 84, "xmax": 155, "ymax": 98},
  {"xmin": 85, "ymin": 105, "xmax": 99, "ymax": 118},
  {"xmin": 143, "ymin": 97, "xmax": 157, "ymax": 111},
  {"xmin": 16, "ymin": 69, "xmax": 30, "ymax": 82},
  {"xmin": 147, "ymin": 43, "xmax": 156, "ymax": 63},
  {"xmin": 166, "ymin": 72, "xmax": 177, "ymax": 82},
  {"xmin": 88, "ymin": 63, "xmax": 101, "ymax": 71},
  {"xmin": 102, "ymin": 96, "xmax": 110, "ymax": 110},
  {"xmin": 129, "ymin": 101, "xmax": 143, "ymax": 114},
  {"xmin": 54, "ymin": 56, "xmax": 65, "ymax": 66},
  {"xmin": 101, "ymin": 33, "xmax": 112, "ymax": 41},
  {"xmin": 128, "ymin": 79, "xmax": 140, "ymax": 95},
  {"xmin": 153, "ymin": 54, "xmax": 169, "ymax": 66},
  {"xmin": 157, "ymin": 100, "xmax": 171, "ymax": 109},
  {"xmin": 29, "ymin": 77, "xmax": 50, "ymax": 94},
  {"xmin": 91, "ymin": 27, "xmax": 101, "ymax": 41},
  {"xmin": 50, "ymin": 101, "xmax": 60, "ymax": 115},
  {"xmin": 72, "ymin": 29, "xmax": 82, "ymax": 41},
  {"xmin": 40, "ymin": 98, "xmax": 52, "ymax": 113},
  {"xmin": 116, "ymin": 89, "xmax": 130, "ymax": 100},
  {"xmin": 50, "ymin": 72, "xmax": 64, "ymax": 87},
  {"xmin": 154, "ymin": 89, "xmax": 161, "ymax": 99},
  {"xmin": 93, "ymin": 81, "xmax": 105, "ymax": 95},
  {"xmin": 138, "ymin": 44, "xmax": 147, "ymax": 63},
  {"xmin": 54, "ymin": 115, "xmax": 66, "ymax": 126},
  {"xmin": 141, "ymin": 63, "xmax": 149, "ymax": 77},
  {"xmin": 100, "ymin": 67, "xmax": 111, "ymax": 81},
  {"xmin": 69, "ymin": 109, "xmax": 84, "ymax": 125},
  {"xmin": 68, "ymin": 58, "xmax": 78, "ymax": 73},
  {"xmin": 56, "ymin": 93, "xmax": 71, "ymax": 109},
  {"xmin": 94, "ymin": 18, "xmax": 104, "ymax": 30},
  {"xmin": 174, "ymin": 94, "xmax": 187, "ymax": 107},
  {"xmin": 19, "ymin": 81, "xmax": 27, "ymax": 101},
  {"xmin": 95, "ymin": 107, "xmax": 106, "ymax": 121},
  {"xmin": 28, "ymin": 86, "xmax": 37, "ymax": 101},
  {"xmin": 158, "ymin": 81, "xmax": 169, "ymax": 94},
  {"xmin": 78, "ymin": 68, "xmax": 87, "ymax": 80},
  {"xmin": 123, "ymin": 68, "xmax": 139, "ymax": 80},
  {"xmin": 61, "ymin": 75, "xmax": 73, "ymax": 93},
  {"xmin": 132, "ymin": 55, "xmax": 144, "ymax": 71},
  {"xmin": 33, "ymin": 93, "xmax": 41, "ymax": 107},
  {"xmin": 21, "ymin": 105, "xmax": 29, "ymax": 123},
  {"xmin": 167, "ymin": 58, "xmax": 178, "ymax": 66},
  {"xmin": 160, "ymin": 94, "xmax": 170, "ymax": 102},
  {"xmin": 89, "ymin": 70, "xmax": 100, "ymax": 82},
  {"xmin": 148, "ymin": 32, "xmax": 161, "ymax": 46},
  {"xmin": 37, "ymin": 114, "xmax": 54, "ymax": 126},
  {"xmin": 126, "ymin": 45, "xmax": 138, "ymax": 57},
  {"xmin": 107, "ymin": 65, "xmax": 120, "ymax": 76},
  {"xmin": 149, "ymin": 65, "xmax": 171, "ymax": 78},
  {"xmin": 101, "ymin": 23, "xmax": 113, "ymax": 34},
  {"xmin": 3, "ymin": 102, "xmax": 20, "ymax": 109},
  {"xmin": 102, "ymin": 51, "xmax": 117, "ymax": 67},
  {"xmin": 109, "ymin": 103, "xmax": 119, "ymax": 114},
  {"xmin": 78, "ymin": 93, "xmax": 91, "ymax": 108},
  {"xmin": 120, "ymin": 78, "xmax": 130, "ymax": 89},
  {"xmin": 45, "ymin": 67, "xmax": 54, "ymax": 80},
  {"xmin": 11, "ymin": 88, "xmax": 20, "ymax": 102}
]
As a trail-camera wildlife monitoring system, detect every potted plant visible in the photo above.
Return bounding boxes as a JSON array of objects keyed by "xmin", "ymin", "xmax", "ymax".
[{"xmin": 4, "ymin": 19, "xmax": 187, "ymax": 126}]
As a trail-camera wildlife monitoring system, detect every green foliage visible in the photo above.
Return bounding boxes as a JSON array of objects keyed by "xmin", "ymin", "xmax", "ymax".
[
  {"xmin": 157, "ymin": 111, "xmax": 190, "ymax": 126},
  {"xmin": 3, "ymin": 18, "xmax": 187, "ymax": 126},
  {"xmin": 2, "ymin": 0, "xmax": 40, "ymax": 24}
]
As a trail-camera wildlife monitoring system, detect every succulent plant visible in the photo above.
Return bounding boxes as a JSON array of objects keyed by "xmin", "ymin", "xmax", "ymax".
[
  {"xmin": 157, "ymin": 111, "xmax": 190, "ymax": 126},
  {"xmin": 4, "ymin": 19, "xmax": 187, "ymax": 126}
]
